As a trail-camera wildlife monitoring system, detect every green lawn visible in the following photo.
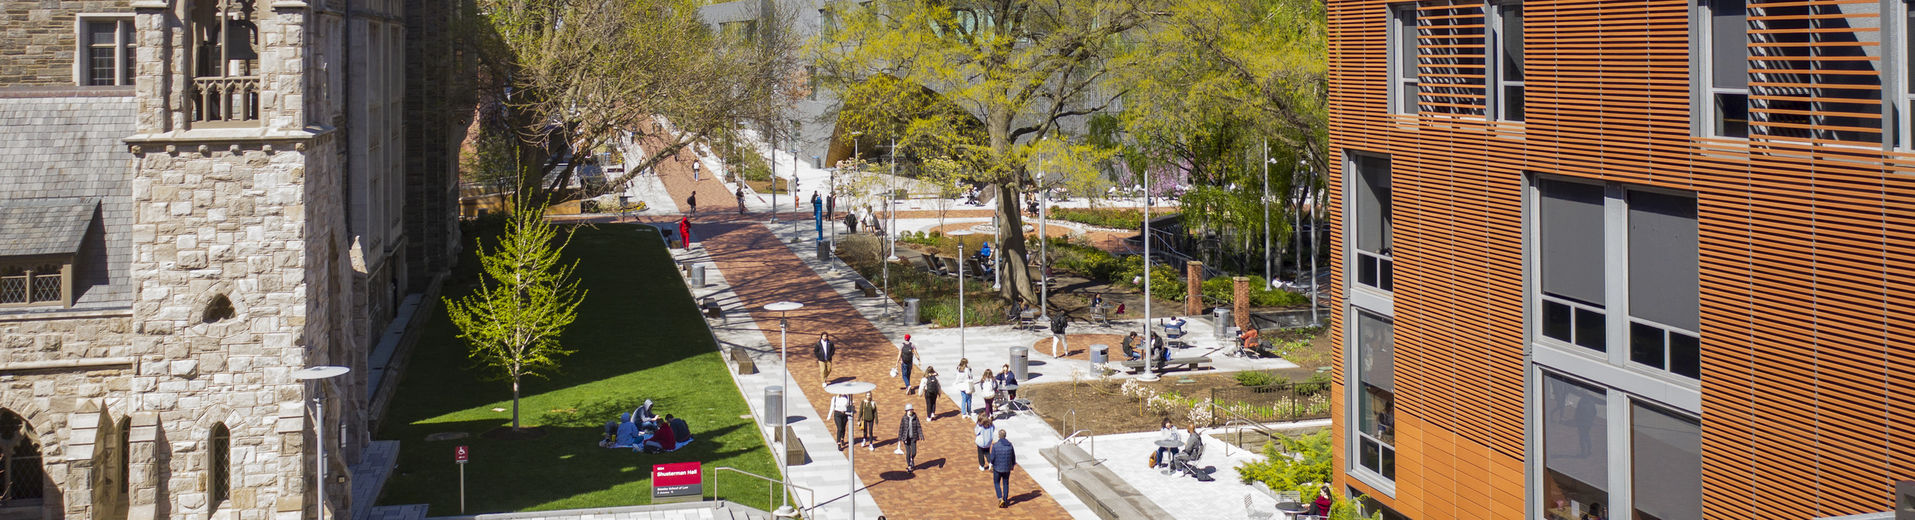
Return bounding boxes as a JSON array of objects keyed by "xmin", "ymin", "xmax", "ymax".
[{"xmin": 376, "ymin": 223, "xmax": 777, "ymax": 513}]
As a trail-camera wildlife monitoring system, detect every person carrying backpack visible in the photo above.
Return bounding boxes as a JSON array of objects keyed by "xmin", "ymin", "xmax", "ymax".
[
  {"xmin": 1048, "ymin": 313, "xmax": 1069, "ymax": 357},
  {"xmin": 920, "ymin": 367, "xmax": 942, "ymax": 420},
  {"xmin": 897, "ymin": 335, "xmax": 918, "ymax": 390}
]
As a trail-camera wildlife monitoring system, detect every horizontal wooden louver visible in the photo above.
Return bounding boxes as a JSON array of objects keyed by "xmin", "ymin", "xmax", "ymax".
[
  {"xmin": 1747, "ymin": 0, "xmax": 1884, "ymax": 144},
  {"xmin": 1417, "ymin": 0, "xmax": 1489, "ymax": 116}
]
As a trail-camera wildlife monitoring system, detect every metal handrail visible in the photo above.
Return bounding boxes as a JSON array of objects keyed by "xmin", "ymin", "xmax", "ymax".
[
  {"xmin": 1220, "ymin": 417, "xmax": 1285, "ymax": 456},
  {"xmin": 711, "ymin": 466, "xmax": 818, "ymax": 517},
  {"xmin": 1063, "ymin": 428, "xmax": 1096, "ymax": 459},
  {"xmin": 1062, "ymin": 409, "xmax": 1077, "ymax": 437}
]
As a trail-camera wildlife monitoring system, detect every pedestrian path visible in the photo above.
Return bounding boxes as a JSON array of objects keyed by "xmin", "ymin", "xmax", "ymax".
[
  {"xmin": 424, "ymin": 502, "xmax": 772, "ymax": 520},
  {"xmin": 691, "ymin": 220, "xmax": 1076, "ymax": 520}
]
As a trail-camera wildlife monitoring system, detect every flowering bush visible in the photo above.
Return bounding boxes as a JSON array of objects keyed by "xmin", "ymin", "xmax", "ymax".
[
  {"xmin": 1121, "ymin": 379, "xmax": 1150, "ymax": 400},
  {"xmin": 1187, "ymin": 398, "xmax": 1216, "ymax": 425},
  {"xmin": 1146, "ymin": 393, "xmax": 1180, "ymax": 414}
]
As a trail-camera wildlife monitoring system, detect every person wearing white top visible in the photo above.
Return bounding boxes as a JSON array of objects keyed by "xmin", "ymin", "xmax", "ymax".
[
  {"xmin": 1153, "ymin": 419, "xmax": 1182, "ymax": 468},
  {"xmin": 830, "ymin": 394, "xmax": 852, "ymax": 450},
  {"xmin": 955, "ymin": 359, "xmax": 976, "ymax": 421}
]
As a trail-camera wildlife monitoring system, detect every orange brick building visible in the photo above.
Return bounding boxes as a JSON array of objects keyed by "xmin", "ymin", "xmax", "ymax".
[{"xmin": 1326, "ymin": 0, "xmax": 1915, "ymax": 518}]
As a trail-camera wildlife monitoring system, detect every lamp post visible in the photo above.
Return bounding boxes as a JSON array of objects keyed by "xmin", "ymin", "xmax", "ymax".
[
  {"xmin": 771, "ymin": 126, "xmax": 779, "ymax": 224},
  {"xmin": 1037, "ymin": 154, "xmax": 1049, "ymax": 323},
  {"xmin": 950, "ymin": 229, "xmax": 975, "ymax": 360},
  {"xmin": 1263, "ymin": 139, "xmax": 1274, "ymax": 289},
  {"xmin": 1138, "ymin": 166, "xmax": 1158, "ymax": 383},
  {"xmin": 764, "ymin": 301, "xmax": 805, "ymax": 517},
  {"xmin": 823, "ymin": 381, "xmax": 876, "ymax": 520},
  {"xmin": 292, "ymin": 365, "xmax": 352, "ymax": 520}
]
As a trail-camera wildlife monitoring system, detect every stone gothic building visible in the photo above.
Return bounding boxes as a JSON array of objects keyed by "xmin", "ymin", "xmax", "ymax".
[{"xmin": 0, "ymin": 0, "xmax": 467, "ymax": 517}]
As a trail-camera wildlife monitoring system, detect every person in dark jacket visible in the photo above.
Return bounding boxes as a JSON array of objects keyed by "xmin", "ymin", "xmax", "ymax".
[
  {"xmin": 816, "ymin": 332, "xmax": 837, "ymax": 383},
  {"xmin": 1048, "ymin": 314, "xmax": 1069, "ymax": 357},
  {"xmin": 897, "ymin": 335, "xmax": 918, "ymax": 390},
  {"xmin": 687, "ymin": 191, "xmax": 698, "ymax": 214},
  {"xmin": 1120, "ymin": 331, "xmax": 1142, "ymax": 361},
  {"xmin": 897, "ymin": 404, "xmax": 924, "ymax": 472},
  {"xmin": 919, "ymin": 367, "xmax": 941, "ymax": 420},
  {"xmin": 735, "ymin": 186, "xmax": 746, "ymax": 214},
  {"xmin": 996, "ymin": 364, "xmax": 1019, "ymax": 401},
  {"xmin": 988, "ymin": 430, "xmax": 1017, "ymax": 508}
]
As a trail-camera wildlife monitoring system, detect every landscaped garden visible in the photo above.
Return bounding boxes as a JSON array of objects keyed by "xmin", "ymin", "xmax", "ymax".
[{"xmin": 376, "ymin": 222, "xmax": 777, "ymax": 513}]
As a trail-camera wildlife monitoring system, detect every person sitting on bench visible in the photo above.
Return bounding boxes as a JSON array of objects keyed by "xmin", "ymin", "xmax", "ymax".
[
  {"xmin": 1163, "ymin": 317, "xmax": 1188, "ymax": 338},
  {"xmin": 1151, "ymin": 333, "xmax": 1170, "ymax": 370},
  {"xmin": 1120, "ymin": 331, "xmax": 1142, "ymax": 361}
]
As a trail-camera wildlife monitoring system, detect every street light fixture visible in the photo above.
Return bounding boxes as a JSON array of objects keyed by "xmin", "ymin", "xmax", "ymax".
[
  {"xmin": 763, "ymin": 301, "xmax": 804, "ymax": 517},
  {"xmin": 292, "ymin": 365, "xmax": 351, "ymax": 520}
]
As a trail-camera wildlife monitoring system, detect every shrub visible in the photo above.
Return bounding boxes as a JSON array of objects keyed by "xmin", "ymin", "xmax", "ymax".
[
  {"xmin": 1050, "ymin": 207, "xmax": 1145, "ymax": 230},
  {"xmin": 1294, "ymin": 371, "xmax": 1332, "ymax": 396},
  {"xmin": 1234, "ymin": 370, "xmax": 1279, "ymax": 387},
  {"xmin": 1237, "ymin": 430, "xmax": 1333, "ymax": 490}
]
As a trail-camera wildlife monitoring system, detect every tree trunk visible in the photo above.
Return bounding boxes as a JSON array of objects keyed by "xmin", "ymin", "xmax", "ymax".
[
  {"xmin": 511, "ymin": 376, "xmax": 522, "ymax": 430},
  {"xmin": 994, "ymin": 183, "xmax": 1036, "ymax": 304}
]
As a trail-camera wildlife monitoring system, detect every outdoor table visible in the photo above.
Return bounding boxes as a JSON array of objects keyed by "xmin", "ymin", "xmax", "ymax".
[
  {"xmin": 1274, "ymin": 501, "xmax": 1309, "ymax": 520},
  {"xmin": 1155, "ymin": 439, "xmax": 1183, "ymax": 448}
]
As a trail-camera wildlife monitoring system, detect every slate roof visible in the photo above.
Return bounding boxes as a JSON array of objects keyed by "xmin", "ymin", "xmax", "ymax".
[
  {"xmin": 0, "ymin": 197, "xmax": 98, "ymax": 256},
  {"xmin": 0, "ymin": 91, "xmax": 136, "ymax": 309}
]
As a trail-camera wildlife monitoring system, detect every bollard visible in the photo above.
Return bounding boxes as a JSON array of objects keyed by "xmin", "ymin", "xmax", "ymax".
[{"xmin": 1010, "ymin": 347, "xmax": 1029, "ymax": 381}]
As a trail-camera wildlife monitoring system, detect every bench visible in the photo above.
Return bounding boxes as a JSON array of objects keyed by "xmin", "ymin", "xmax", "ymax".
[
  {"xmin": 915, "ymin": 254, "xmax": 947, "ymax": 275},
  {"xmin": 1042, "ymin": 443, "xmax": 1174, "ymax": 520},
  {"xmin": 727, "ymin": 347, "xmax": 757, "ymax": 375},
  {"xmin": 854, "ymin": 279, "xmax": 879, "ymax": 298},
  {"xmin": 700, "ymin": 298, "xmax": 726, "ymax": 323},
  {"xmin": 777, "ymin": 425, "xmax": 807, "ymax": 465},
  {"xmin": 1119, "ymin": 356, "xmax": 1214, "ymax": 374}
]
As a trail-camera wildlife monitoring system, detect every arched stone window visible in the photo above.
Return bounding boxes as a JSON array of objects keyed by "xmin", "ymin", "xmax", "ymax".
[
  {"xmin": 0, "ymin": 408, "xmax": 44, "ymax": 504},
  {"xmin": 208, "ymin": 423, "xmax": 231, "ymax": 510},
  {"xmin": 203, "ymin": 293, "xmax": 235, "ymax": 323}
]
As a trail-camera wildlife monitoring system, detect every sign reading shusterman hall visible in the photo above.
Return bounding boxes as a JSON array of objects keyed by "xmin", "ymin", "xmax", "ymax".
[{"xmin": 652, "ymin": 462, "xmax": 702, "ymax": 503}]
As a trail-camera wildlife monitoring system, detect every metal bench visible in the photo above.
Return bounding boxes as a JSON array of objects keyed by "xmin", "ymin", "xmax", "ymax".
[
  {"xmin": 915, "ymin": 254, "xmax": 947, "ymax": 275},
  {"xmin": 1119, "ymin": 356, "xmax": 1214, "ymax": 374}
]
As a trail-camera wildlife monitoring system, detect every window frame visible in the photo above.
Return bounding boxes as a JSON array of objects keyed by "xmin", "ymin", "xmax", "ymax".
[
  {"xmin": 208, "ymin": 423, "xmax": 231, "ymax": 511},
  {"xmin": 1692, "ymin": 0, "xmax": 1751, "ymax": 139},
  {"xmin": 1488, "ymin": 0, "xmax": 1524, "ymax": 122},
  {"xmin": 1388, "ymin": 3, "xmax": 1420, "ymax": 116},
  {"xmin": 1346, "ymin": 308, "xmax": 1399, "ymax": 494},
  {"xmin": 75, "ymin": 15, "xmax": 136, "ymax": 87},
  {"xmin": 1529, "ymin": 368, "xmax": 1703, "ymax": 520},
  {"xmin": 0, "ymin": 256, "xmax": 75, "ymax": 308},
  {"xmin": 1348, "ymin": 152, "xmax": 1393, "ymax": 294}
]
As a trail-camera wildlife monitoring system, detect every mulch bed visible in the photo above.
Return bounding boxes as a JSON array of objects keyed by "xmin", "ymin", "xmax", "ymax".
[{"xmin": 1021, "ymin": 370, "xmax": 1321, "ymax": 436}]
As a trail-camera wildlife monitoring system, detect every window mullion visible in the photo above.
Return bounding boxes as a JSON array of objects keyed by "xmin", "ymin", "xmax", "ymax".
[{"xmin": 1603, "ymin": 184, "xmax": 1629, "ymax": 366}]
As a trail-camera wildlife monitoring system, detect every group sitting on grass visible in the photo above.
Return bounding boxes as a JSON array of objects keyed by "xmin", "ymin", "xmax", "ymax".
[{"xmin": 599, "ymin": 399, "xmax": 696, "ymax": 453}]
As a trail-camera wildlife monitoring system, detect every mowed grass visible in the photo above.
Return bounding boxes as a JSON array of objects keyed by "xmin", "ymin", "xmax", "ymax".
[{"xmin": 376, "ymin": 223, "xmax": 777, "ymax": 513}]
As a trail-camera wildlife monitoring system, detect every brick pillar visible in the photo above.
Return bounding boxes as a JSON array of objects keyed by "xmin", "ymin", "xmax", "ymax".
[
  {"xmin": 1234, "ymin": 276, "xmax": 1252, "ymax": 332},
  {"xmin": 1185, "ymin": 261, "xmax": 1203, "ymax": 315}
]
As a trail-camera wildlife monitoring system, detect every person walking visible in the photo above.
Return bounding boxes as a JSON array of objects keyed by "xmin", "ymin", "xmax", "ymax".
[
  {"xmin": 973, "ymin": 417, "xmax": 996, "ymax": 471},
  {"xmin": 978, "ymin": 369, "xmax": 997, "ymax": 419},
  {"xmin": 692, "ymin": 160, "xmax": 702, "ymax": 181},
  {"xmin": 815, "ymin": 332, "xmax": 836, "ymax": 383},
  {"xmin": 830, "ymin": 393, "xmax": 852, "ymax": 450},
  {"xmin": 897, "ymin": 335, "xmax": 919, "ymax": 390},
  {"xmin": 919, "ymin": 366, "xmax": 941, "ymax": 420},
  {"xmin": 1048, "ymin": 313, "xmax": 1069, "ymax": 357},
  {"xmin": 735, "ymin": 186, "xmax": 746, "ymax": 215},
  {"xmin": 897, "ymin": 404, "xmax": 924, "ymax": 473},
  {"xmin": 858, "ymin": 392, "xmax": 878, "ymax": 450},
  {"xmin": 687, "ymin": 191, "xmax": 698, "ymax": 215},
  {"xmin": 677, "ymin": 216, "xmax": 691, "ymax": 249},
  {"xmin": 955, "ymin": 358, "xmax": 975, "ymax": 420},
  {"xmin": 989, "ymin": 429, "xmax": 1017, "ymax": 508}
]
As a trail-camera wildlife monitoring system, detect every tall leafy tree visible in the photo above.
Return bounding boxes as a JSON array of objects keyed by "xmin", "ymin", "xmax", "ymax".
[
  {"xmin": 443, "ymin": 202, "xmax": 586, "ymax": 431},
  {"xmin": 475, "ymin": 0, "xmax": 799, "ymax": 200},
  {"xmin": 816, "ymin": 0, "xmax": 1162, "ymax": 303}
]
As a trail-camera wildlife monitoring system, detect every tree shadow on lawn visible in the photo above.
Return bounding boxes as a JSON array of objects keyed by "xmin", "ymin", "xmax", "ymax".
[{"xmin": 378, "ymin": 224, "xmax": 778, "ymax": 512}]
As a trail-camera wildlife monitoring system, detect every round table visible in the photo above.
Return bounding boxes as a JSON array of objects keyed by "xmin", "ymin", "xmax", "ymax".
[
  {"xmin": 1155, "ymin": 439, "xmax": 1184, "ymax": 448},
  {"xmin": 1274, "ymin": 501, "xmax": 1309, "ymax": 520}
]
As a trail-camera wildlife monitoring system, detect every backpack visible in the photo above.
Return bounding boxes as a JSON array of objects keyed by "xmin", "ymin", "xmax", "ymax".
[{"xmin": 924, "ymin": 374, "xmax": 941, "ymax": 395}]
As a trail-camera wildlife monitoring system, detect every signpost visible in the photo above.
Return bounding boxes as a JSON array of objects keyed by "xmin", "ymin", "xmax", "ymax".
[
  {"xmin": 455, "ymin": 446, "xmax": 469, "ymax": 513},
  {"xmin": 652, "ymin": 462, "xmax": 704, "ymax": 504}
]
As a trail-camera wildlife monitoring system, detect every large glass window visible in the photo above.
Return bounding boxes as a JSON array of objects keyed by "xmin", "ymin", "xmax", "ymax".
[
  {"xmin": 1698, "ymin": 0, "xmax": 1750, "ymax": 138},
  {"xmin": 1631, "ymin": 402, "xmax": 1702, "ymax": 520},
  {"xmin": 1390, "ymin": 4, "xmax": 1419, "ymax": 115},
  {"xmin": 1626, "ymin": 190, "xmax": 1700, "ymax": 380},
  {"xmin": 1537, "ymin": 179, "xmax": 1606, "ymax": 352},
  {"xmin": 1494, "ymin": 1, "xmax": 1524, "ymax": 121},
  {"xmin": 1543, "ymin": 374, "xmax": 1607, "ymax": 520},
  {"xmin": 1353, "ymin": 154, "xmax": 1393, "ymax": 292},
  {"xmin": 1355, "ymin": 311, "xmax": 1396, "ymax": 481}
]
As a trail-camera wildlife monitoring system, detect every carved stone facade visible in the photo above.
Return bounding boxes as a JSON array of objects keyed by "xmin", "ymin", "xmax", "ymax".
[{"xmin": 0, "ymin": 0, "xmax": 465, "ymax": 517}]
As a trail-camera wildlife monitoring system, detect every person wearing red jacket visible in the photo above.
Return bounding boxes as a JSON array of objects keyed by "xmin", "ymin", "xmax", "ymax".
[{"xmin": 677, "ymin": 216, "xmax": 691, "ymax": 249}]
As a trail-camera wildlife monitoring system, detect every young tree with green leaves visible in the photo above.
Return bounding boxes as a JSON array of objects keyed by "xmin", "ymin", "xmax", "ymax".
[
  {"xmin": 816, "ymin": 0, "xmax": 1162, "ymax": 303},
  {"xmin": 443, "ymin": 204, "xmax": 587, "ymax": 431}
]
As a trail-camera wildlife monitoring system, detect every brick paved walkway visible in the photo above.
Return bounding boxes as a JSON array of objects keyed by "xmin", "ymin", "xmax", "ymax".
[{"xmin": 697, "ymin": 221, "xmax": 1070, "ymax": 519}]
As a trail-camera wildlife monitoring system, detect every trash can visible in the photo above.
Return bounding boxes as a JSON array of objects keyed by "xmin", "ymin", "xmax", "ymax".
[
  {"xmin": 1090, "ymin": 344, "xmax": 1109, "ymax": 365},
  {"xmin": 1010, "ymin": 347, "xmax": 1029, "ymax": 381},
  {"xmin": 901, "ymin": 298, "xmax": 920, "ymax": 326},
  {"xmin": 816, "ymin": 240, "xmax": 830, "ymax": 261},
  {"xmin": 691, "ymin": 264, "xmax": 707, "ymax": 288},
  {"xmin": 763, "ymin": 386, "xmax": 785, "ymax": 434},
  {"xmin": 1213, "ymin": 308, "xmax": 1233, "ymax": 338}
]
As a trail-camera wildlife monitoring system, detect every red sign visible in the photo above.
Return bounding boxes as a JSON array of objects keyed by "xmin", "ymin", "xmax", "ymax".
[
  {"xmin": 455, "ymin": 445, "xmax": 469, "ymax": 464},
  {"xmin": 651, "ymin": 462, "xmax": 703, "ymax": 502}
]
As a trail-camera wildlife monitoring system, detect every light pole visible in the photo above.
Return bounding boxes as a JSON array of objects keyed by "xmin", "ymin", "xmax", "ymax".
[
  {"xmin": 950, "ymin": 229, "xmax": 975, "ymax": 360},
  {"xmin": 1138, "ymin": 166, "xmax": 1158, "ymax": 383},
  {"xmin": 1263, "ymin": 139, "xmax": 1274, "ymax": 289},
  {"xmin": 764, "ymin": 301, "xmax": 804, "ymax": 517},
  {"xmin": 292, "ymin": 365, "xmax": 351, "ymax": 520},
  {"xmin": 823, "ymin": 381, "xmax": 876, "ymax": 520},
  {"xmin": 885, "ymin": 137, "xmax": 900, "ymax": 319},
  {"xmin": 1037, "ymin": 153, "xmax": 1049, "ymax": 323}
]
